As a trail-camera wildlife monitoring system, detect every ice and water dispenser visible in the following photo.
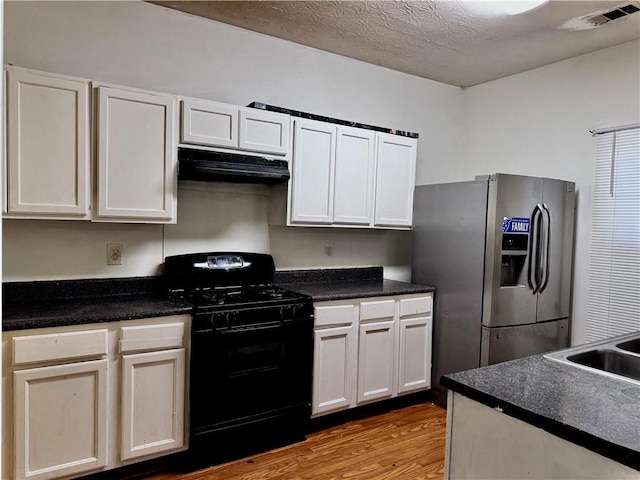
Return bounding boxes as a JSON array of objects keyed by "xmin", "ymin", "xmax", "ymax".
[{"xmin": 500, "ymin": 217, "xmax": 530, "ymax": 286}]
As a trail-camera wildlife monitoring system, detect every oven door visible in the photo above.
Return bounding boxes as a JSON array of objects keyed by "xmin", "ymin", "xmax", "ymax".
[{"xmin": 190, "ymin": 313, "xmax": 313, "ymax": 437}]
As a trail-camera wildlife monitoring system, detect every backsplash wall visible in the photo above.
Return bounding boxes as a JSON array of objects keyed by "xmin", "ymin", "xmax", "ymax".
[{"xmin": 2, "ymin": 0, "xmax": 462, "ymax": 282}]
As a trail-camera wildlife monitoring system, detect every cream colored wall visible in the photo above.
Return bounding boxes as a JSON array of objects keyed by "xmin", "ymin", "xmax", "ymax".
[
  {"xmin": 2, "ymin": 0, "xmax": 462, "ymax": 282},
  {"xmin": 459, "ymin": 41, "xmax": 640, "ymax": 345}
]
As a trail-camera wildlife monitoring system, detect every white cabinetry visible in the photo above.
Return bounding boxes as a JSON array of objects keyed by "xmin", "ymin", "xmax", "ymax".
[
  {"xmin": 334, "ymin": 127, "xmax": 376, "ymax": 225},
  {"xmin": 374, "ymin": 133, "xmax": 417, "ymax": 228},
  {"xmin": 239, "ymin": 107, "xmax": 290, "ymax": 155},
  {"xmin": 357, "ymin": 299, "xmax": 396, "ymax": 404},
  {"xmin": 312, "ymin": 293, "xmax": 433, "ymax": 418},
  {"xmin": 2, "ymin": 316, "xmax": 190, "ymax": 480},
  {"xmin": 3, "ymin": 67, "xmax": 180, "ymax": 224},
  {"xmin": 312, "ymin": 303, "xmax": 358, "ymax": 416},
  {"xmin": 398, "ymin": 296, "xmax": 433, "ymax": 394},
  {"xmin": 119, "ymin": 322, "xmax": 186, "ymax": 460},
  {"xmin": 95, "ymin": 85, "xmax": 177, "ymax": 223},
  {"xmin": 5, "ymin": 67, "xmax": 91, "ymax": 219},
  {"xmin": 10, "ymin": 329, "xmax": 109, "ymax": 480},
  {"xmin": 181, "ymin": 98, "xmax": 238, "ymax": 148},
  {"xmin": 288, "ymin": 119, "xmax": 416, "ymax": 229},
  {"xmin": 180, "ymin": 98, "xmax": 290, "ymax": 156},
  {"xmin": 290, "ymin": 119, "xmax": 336, "ymax": 224}
]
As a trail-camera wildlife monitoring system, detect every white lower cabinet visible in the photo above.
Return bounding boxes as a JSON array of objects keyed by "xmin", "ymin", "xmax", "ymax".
[
  {"xmin": 312, "ymin": 325, "xmax": 357, "ymax": 416},
  {"xmin": 397, "ymin": 317, "xmax": 432, "ymax": 394},
  {"xmin": 357, "ymin": 320, "xmax": 396, "ymax": 403},
  {"xmin": 312, "ymin": 293, "xmax": 433, "ymax": 418},
  {"xmin": 121, "ymin": 349, "xmax": 186, "ymax": 460},
  {"xmin": 2, "ymin": 315, "xmax": 190, "ymax": 480},
  {"xmin": 13, "ymin": 360, "xmax": 108, "ymax": 480}
]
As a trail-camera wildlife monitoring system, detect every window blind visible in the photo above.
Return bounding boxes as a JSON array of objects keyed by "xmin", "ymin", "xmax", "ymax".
[{"xmin": 586, "ymin": 127, "xmax": 640, "ymax": 341}]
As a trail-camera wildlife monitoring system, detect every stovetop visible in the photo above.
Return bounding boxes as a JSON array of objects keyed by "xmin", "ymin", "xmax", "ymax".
[{"xmin": 170, "ymin": 284, "xmax": 309, "ymax": 311}]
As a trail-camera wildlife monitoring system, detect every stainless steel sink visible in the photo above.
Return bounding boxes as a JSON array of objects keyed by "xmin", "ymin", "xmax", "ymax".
[
  {"xmin": 617, "ymin": 338, "xmax": 640, "ymax": 354},
  {"xmin": 545, "ymin": 331, "xmax": 640, "ymax": 386}
]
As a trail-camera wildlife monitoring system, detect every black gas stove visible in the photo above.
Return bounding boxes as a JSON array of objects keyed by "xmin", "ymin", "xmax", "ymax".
[{"xmin": 163, "ymin": 252, "xmax": 313, "ymax": 465}]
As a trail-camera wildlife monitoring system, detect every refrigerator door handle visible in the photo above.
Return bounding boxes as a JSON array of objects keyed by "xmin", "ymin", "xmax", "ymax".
[
  {"xmin": 539, "ymin": 203, "xmax": 552, "ymax": 293},
  {"xmin": 528, "ymin": 204, "xmax": 542, "ymax": 293}
]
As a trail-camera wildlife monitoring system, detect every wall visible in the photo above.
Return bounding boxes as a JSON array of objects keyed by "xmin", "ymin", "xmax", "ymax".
[
  {"xmin": 460, "ymin": 41, "xmax": 640, "ymax": 345},
  {"xmin": 2, "ymin": 0, "xmax": 462, "ymax": 282}
]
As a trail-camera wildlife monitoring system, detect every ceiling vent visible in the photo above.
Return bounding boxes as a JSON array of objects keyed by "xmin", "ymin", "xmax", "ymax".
[
  {"xmin": 588, "ymin": 2, "xmax": 640, "ymax": 26},
  {"xmin": 560, "ymin": 2, "xmax": 640, "ymax": 30}
]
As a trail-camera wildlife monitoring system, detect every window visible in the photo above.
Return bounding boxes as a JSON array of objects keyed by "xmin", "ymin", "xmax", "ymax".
[{"xmin": 586, "ymin": 126, "xmax": 640, "ymax": 341}]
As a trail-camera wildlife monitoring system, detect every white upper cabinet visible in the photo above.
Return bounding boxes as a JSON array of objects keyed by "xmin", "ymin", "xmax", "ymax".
[
  {"xmin": 374, "ymin": 133, "xmax": 417, "ymax": 228},
  {"xmin": 287, "ymin": 118, "xmax": 418, "ymax": 229},
  {"xmin": 5, "ymin": 67, "xmax": 90, "ymax": 219},
  {"xmin": 333, "ymin": 127, "xmax": 376, "ymax": 225},
  {"xmin": 95, "ymin": 85, "xmax": 177, "ymax": 223},
  {"xmin": 290, "ymin": 119, "xmax": 337, "ymax": 224},
  {"xmin": 181, "ymin": 98, "xmax": 238, "ymax": 148},
  {"xmin": 239, "ymin": 108, "xmax": 290, "ymax": 155},
  {"xmin": 180, "ymin": 99, "xmax": 290, "ymax": 156}
]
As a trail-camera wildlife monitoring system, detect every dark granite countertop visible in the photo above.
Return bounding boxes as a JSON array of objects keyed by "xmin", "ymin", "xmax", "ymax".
[
  {"xmin": 441, "ymin": 354, "xmax": 640, "ymax": 470},
  {"xmin": 3, "ymin": 268, "xmax": 435, "ymax": 330},
  {"xmin": 2, "ymin": 277, "xmax": 192, "ymax": 331},
  {"xmin": 274, "ymin": 266, "xmax": 434, "ymax": 302}
]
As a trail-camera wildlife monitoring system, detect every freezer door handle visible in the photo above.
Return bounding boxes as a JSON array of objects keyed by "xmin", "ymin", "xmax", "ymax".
[
  {"xmin": 528, "ymin": 204, "xmax": 543, "ymax": 293},
  {"xmin": 539, "ymin": 203, "xmax": 551, "ymax": 293}
]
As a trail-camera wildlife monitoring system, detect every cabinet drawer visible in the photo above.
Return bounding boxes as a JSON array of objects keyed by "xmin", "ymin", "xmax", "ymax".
[
  {"xmin": 400, "ymin": 296, "xmax": 432, "ymax": 317},
  {"xmin": 360, "ymin": 299, "xmax": 395, "ymax": 321},
  {"xmin": 119, "ymin": 322, "xmax": 185, "ymax": 353},
  {"xmin": 315, "ymin": 305, "xmax": 357, "ymax": 328},
  {"xmin": 13, "ymin": 329, "xmax": 108, "ymax": 366}
]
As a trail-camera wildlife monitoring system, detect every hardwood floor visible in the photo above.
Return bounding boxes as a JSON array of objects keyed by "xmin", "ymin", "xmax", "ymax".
[{"xmin": 147, "ymin": 402, "xmax": 447, "ymax": 480}]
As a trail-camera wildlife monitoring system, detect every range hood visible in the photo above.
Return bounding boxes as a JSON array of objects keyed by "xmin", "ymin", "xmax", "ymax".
[{"xmin": 178, "ymin": 148, "xmax": 290, "ymax": 184}]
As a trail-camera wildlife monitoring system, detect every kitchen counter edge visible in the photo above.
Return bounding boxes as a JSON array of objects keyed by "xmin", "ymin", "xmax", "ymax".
[
  {"xmin": 441, "ymin": 355, "xmax": 640, "ymax": 471},
  {"xmin": 3, "ymin": 294, "xmax": 193, "ymax": 331},
  {"xmin": 277, "ymin": 278, "xmax": 434, "ymax": 302}
]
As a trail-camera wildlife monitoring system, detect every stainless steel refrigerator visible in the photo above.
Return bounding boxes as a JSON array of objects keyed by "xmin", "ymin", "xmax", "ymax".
[{"xmin": 412, "ymin": 173, "xmax": 575, "ymax": 406}]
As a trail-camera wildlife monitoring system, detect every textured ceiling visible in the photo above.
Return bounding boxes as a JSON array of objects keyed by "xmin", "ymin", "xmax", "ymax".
[{"xmin": 151, "ymin": 1, "xmax": 640, "ymax": 86}]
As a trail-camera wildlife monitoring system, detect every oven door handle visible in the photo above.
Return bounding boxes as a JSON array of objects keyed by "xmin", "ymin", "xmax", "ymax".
[{"xmin": 215, "ymin": 321, "xmax": 293, "ymax": 335}]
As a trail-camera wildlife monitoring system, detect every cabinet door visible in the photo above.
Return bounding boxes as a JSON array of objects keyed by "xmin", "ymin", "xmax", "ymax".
[
  {"xmin": 290, "ymin": 119, "xmax": 336, "ymax": 224},
  {"xmin": 239, "ymin": 108, "xmax": 290, "ymax": 155},
  {"xmin": 374, "ymin": 133, "xmax": 417, "ymax": 228},
  {"xmin": 6, "ymin": 68, "xmax": 90, "ymax": 218},
  {"xmin": 121, "ymin": 349, "xmax": 186, "ymax": 460},
  {"xmin": 333, "ymin": 127, "xmax": 376, "ymax": 225},
  {"xmin": 96, "ymin": 86, "xmax": 177, "ymax": 222},
  {"xmin": 312, "ymin": 325, "xmax": 357, "ymax": 416},
  {"xmin": 357, "ymin": 320, "xmax": 396, "ymax": 404},
  {"xmin": 397, "ymin": 316, "xmax": 432, "ymax": 394},
  {"xmin": 181, "ymin": 98, "xmax": 238, "ymax": 148},
  {"xmin": 13, "ymin": 360, "xmax": 108, "ymax": 480}
]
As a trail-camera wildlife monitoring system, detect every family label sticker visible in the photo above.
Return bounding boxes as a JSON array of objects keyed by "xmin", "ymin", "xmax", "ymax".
[{"xmin": 502, "ymin": 217, "xmax": 530, "ymax": 233}]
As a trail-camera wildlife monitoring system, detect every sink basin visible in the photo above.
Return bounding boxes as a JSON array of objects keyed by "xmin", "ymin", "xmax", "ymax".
[
  {"xmin": 617, "ymin": 338, "xmax": 640, "ymax": 354},
  {"xmin": 566, "ymin": 349, "xmax": 640, "ymax": 381},
  {"xmin": 545, "ymin": 331, "xmax": 640, "ymax": 386}
]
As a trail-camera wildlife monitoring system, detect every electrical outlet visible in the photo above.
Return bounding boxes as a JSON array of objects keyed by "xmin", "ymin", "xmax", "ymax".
[
  {"xmin": 107, "ymin": 244, "xmax": 123, "ymax": 265},
  {"xmin": 324, "ymin": 242, "xmax": 334, "ymax": 257}
]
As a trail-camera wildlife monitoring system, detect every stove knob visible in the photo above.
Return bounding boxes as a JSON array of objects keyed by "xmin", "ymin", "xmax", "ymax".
[
  {"xmin": 210, "ymin": 312, "xmax": 226, "ymax": 328},
  {"xmin": 226, "ymin": 311, "xmax": 239, "ymax": 325},
  {"xmin": 281, "ymin": 305, "xmax": 294, "ymax": 320}
]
